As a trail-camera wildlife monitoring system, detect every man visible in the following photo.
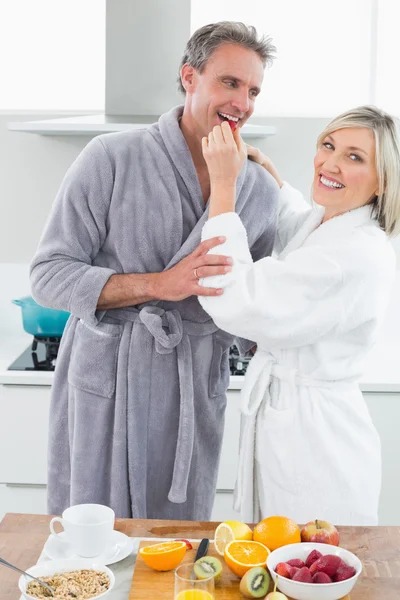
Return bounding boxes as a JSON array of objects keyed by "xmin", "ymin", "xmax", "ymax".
[{"xmin": 31, "ymin": 21, "xmax": 279, "ymax": 519}]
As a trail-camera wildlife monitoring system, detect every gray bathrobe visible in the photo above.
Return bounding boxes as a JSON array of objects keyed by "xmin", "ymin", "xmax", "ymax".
[{"xmin": 30, "ymin": 105, "xmax": 278, "ymax": 519}]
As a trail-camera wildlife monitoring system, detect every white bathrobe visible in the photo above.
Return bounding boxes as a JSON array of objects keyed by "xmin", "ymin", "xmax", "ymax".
[{"xmin": 199, "ymin": 182, "xmax": 396, "ymax": 525}]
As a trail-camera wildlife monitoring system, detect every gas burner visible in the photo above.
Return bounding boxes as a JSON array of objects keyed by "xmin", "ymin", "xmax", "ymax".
[
  {"xmin": 30, "ymin": 336, "xmax": 60, "ymax": 371},
  {"xmin": 229, "ymin": 344, "xmax": 251, "ymax": 375}
]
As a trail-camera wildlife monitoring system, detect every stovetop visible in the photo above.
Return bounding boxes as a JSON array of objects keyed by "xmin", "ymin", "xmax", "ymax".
[
  {"xmin": 8, "ymin": 336, "xmax": 60, "ymax": 371},
  {"xmin": 8, "ymin": 338, "xmax": 251, "ymax": 375}
]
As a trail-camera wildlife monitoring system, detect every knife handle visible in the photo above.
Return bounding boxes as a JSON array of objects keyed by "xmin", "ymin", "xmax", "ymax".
[{"xmin": 194, "ymin": 538, "xmax": 209, "ymax": 562}]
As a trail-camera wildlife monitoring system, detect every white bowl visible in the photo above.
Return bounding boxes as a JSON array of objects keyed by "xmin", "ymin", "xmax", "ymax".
[
  {"xmin": 18, "ymin": 558, "xmax": 115, "ymax": 600},
  {"xmin": 266, "ymin": 542, "xmax": 362, "ymax": 600}
]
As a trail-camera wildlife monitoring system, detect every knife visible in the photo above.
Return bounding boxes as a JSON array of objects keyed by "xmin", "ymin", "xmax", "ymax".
[
  {"xmin": 191, "ymin": 538, "xmax": 209, "ymax": 580},
  {"xmin": 194, "ymin": 538, "xmax": 209, "ymax": 562}
]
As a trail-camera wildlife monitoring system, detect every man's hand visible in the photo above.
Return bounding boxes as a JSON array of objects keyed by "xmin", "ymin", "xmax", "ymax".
[{"xmin": 155, "ymin": 236, "xmax": 232, "ymax": 301}]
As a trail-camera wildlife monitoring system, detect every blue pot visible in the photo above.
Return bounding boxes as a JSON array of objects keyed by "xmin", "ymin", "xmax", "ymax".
[{"xmin": 12, "ymin": 296, "xmax": 70, "ymax": 338}]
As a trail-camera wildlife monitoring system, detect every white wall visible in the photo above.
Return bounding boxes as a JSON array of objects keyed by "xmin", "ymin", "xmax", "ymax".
[{"xmin": 1, "ymin": 111, "xmax": 399, "ymax": 338}]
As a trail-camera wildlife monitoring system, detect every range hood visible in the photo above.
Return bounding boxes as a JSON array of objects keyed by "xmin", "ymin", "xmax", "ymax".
[{"xmin": 8, "ymin": 0, "xmax": 276, "ymax": 138}]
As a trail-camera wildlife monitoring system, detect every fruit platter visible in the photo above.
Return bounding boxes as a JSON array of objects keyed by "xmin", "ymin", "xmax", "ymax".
[{"xmin": 129, "ymin": 516, "xmax": 361, "ymax": 600}]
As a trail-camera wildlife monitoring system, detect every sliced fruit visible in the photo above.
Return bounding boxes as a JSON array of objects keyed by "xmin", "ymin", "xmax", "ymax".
[
  {"xmin": 239, "ymin": 566, "xmax": 271, "ymax": 598},
  {"xmin": 139, "ymin": 540, "xmax": 186, "ymax": 571},
  {"xmin": 224, "ymin": 539, "xmax": 270, "ymax": 578},
  {"xmin": 214, "ymin": 520, "xmax": 252, "ymax": 556},
  {"xmin": 194, "ymin": 556, "xmax": 223, "ymax": 582},
  {"xmin": 305, "ymin": 549, "xmax": 322, "ymax": 568},
  {"xmin": 275, "ymin": 562, "xmax": 291, "ymax": 578},
  {"xmin": 292, "ymin": 566, "xmax": 312, "ymax": 583},
  {"xmin": 253, "ymin": 516, "xmax": 301, "ymax": 552}
]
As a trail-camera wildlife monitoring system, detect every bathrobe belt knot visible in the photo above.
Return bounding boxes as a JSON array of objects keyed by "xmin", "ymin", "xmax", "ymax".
[{"xmin": 108, "ymin": 305, "xmax": 219, "ymax": 504}]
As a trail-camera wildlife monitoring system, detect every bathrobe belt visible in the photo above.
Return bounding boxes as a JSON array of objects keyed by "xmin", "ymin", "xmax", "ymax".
[
  {"xmin": 233, "ymin": 350, "xmax": 358, "ymax": 521},
  {"xmin": 106, "ymin": 305, "xmax": 219, "ymax": 504}
]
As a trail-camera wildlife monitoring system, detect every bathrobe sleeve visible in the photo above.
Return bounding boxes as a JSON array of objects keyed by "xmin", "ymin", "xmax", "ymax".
[
  {"xmin": 198, "ymin": 212, "xmax": 343, "ymax": 350},
  {"xmin": 30, "ymin": 137, "xmax": 116, "ymax": 325},
  {"xmin": 274, "ymin": 181, "xmax": 311, "ymax": 254}
]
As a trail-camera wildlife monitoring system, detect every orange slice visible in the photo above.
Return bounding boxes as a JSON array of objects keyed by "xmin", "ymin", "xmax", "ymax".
[
  {"xmin": 224, "ymin": 539, "xmax": 270, "ymax": 578},
  {"xmin": 214, "ymin": 521, "xmax": 253, "ymax": 556},
  {"xmin": 139, "ymin": 541, "xmax": 187, "ymax": 571}
]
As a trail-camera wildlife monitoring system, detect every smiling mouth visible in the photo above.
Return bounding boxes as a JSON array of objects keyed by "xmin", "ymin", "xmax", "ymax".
[
  {"xmin": 319, "ymin": 174, "xmax": 345, "ymax": 189},
  {"xmin": 218, "ymin": 112, "xmax": 240, "ymax": 131}
]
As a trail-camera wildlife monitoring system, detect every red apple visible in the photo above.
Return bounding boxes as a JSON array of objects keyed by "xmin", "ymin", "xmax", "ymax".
[{"xmin": 300, "ymin": 519, "xmax": 340, "ymax": 546}]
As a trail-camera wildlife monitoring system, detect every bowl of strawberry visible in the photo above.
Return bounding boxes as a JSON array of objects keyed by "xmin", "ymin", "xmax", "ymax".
[{"xmin": 266, "ymin": 542, "xmax": 362, "ymax": 600}]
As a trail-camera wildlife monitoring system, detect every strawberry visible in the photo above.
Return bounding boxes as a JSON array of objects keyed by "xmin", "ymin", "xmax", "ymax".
[
  {"xmin": 312, "ymin": 571, "xmax": 332, "ymax": 583},
  {"xmin": 287, "ymin": 558, "xmax": 305, "ymax": 568},
  {"xmin": 292, "ymin": 567, "xmax": 313, "ymax": 583},
  {"xmin": 275, "ymin": 562, "xmax": 292, "ymax": 578},
  {"xmin": 333, "ymin": 564, "xmax": 356, "ymax": 582},
  {"xmin": 310, "ymin": 555, "xmax": 342, "ymax": 577},
  {"xmin": 288, "ymin": 566, "xmax": 300, "ymax": 579},
  {"xmin": 174, "ymin": 539, "xmax": 193, "ymax": 550},
  {"xmin": 305, "ymin": 549, "xmax": 323, "ymax": 568}
]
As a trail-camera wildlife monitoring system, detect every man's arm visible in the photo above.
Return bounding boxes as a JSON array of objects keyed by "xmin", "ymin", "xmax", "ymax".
[{"xmin": 97, "ymin": 236, "xmax": 233, "ymax": 308}]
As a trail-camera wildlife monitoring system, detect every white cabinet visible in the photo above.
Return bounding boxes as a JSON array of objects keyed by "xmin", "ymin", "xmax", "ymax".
[
  {"xmin": 212, "ymin": 390, "xmax": 242, "ymax": 522},
  {"xmin": 0, "ymin": 383, "xmax": 50, "ymax": 519},
  {"xmin": 211, "ymin": 491, "xmax": 241, "ymax": 522},
  {"xmin": 364, "ymin": 392, "xmax": 400, "ymax": 526},
  {"xmin": 0, "ymin": 384, "xmax": 50, "ymax": 484},
  {"xmin": 216, "ymin": 390, "xmax": 241, "ymax": 491},
  {"xmin": 0, "ymin": 483, "xmax": 47, "ymax": 520}
]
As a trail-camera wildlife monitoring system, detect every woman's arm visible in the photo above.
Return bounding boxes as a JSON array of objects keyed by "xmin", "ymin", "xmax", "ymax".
[{"xmin": 202, "ymin": 122, "xmax": 247, "ymax": 219}]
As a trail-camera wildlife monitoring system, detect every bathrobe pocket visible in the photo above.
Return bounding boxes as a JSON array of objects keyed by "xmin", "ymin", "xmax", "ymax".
[
  {"xmin": 208, "ymin": 331, "xmax": 232, "ymax": 398},
  {"xmin": 68, "ymin": 319, "xmax": 123, "ymax": 398},
  {"xmin": 256, "ymin": 403, "xmax": 298, "ymax": 495}
]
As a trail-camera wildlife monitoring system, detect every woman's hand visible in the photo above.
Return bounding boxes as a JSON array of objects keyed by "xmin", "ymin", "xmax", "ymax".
[
  {"xmin": 202, "ymin": 122, "xmax": 247, "ymax": 186},
  {"xmin": 246, "ymin": 144, "xmax": 284, "ymax": 188}
]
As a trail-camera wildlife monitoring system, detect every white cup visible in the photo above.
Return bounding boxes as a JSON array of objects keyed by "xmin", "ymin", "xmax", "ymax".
[{"xmin": 49, "ymin": 503, "xmax": 115, "ymax": 557}]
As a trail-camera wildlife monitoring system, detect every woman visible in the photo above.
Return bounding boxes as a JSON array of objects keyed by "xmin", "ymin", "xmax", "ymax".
[{"xmin": 198, "ymin": 106, "xmax": 400, "ymax": 525}]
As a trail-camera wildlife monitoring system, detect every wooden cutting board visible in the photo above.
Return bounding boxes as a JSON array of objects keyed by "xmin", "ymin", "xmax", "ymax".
[
  {"xmin": 129, "ymin": 540, "xmax": 267, "ymax": 599},
  {"xmin": 129, "ymin": 540, "xmax": 352, "ymax": 600}
]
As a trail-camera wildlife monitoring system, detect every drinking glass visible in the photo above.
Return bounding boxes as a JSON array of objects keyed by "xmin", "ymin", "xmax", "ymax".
[{"xmin": 174, "ymin": 563, "xmax": 215, "ymax": 600}]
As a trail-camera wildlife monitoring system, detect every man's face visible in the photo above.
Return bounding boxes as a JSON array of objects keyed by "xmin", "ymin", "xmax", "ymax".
[{"xmin": 181, "ymin": 43, "xmax": 265, "ymax": 139}]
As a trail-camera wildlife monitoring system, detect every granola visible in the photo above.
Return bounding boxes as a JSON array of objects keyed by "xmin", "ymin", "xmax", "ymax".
[{"xmin": 25, "ymin": 568, "xmax": 110, "ymax": 599}]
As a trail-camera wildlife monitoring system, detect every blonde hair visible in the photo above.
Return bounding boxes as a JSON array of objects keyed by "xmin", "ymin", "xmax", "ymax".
[{"xmin": 317, "ymin": 106, "xmax": 400, "ymax": 237}]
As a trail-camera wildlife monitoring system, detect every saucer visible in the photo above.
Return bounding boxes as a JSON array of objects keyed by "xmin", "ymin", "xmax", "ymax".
[{"xmin": 43, "ymin": 530, "xmax": 134, "ymax": 565}]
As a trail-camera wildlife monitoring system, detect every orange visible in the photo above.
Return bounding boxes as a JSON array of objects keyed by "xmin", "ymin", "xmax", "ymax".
[
  {"xmin": 224, "ymin": 539, "xmax": 270, "ymax": 578},
  {"xmin": 175, "ymin": 592, "xmax": 214, "ymax": 600},
  {"xmin": 253, "ymin": 516, "xmax": 301, "ymax": 551},
  {"xmin": 139, "ymin": 541, "xmax": 186, "ymax": 571},
  {"xmin": 214, "ymin": 521, "xmax": 253, "ymax": 556}
]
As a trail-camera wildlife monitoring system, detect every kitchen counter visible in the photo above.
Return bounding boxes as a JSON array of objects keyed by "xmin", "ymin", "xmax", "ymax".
[
  {"xmin": 0, "ymin": 513, "xmax": 399, "ymax": 599},
  {"xmin": 1, "ymin": 334, "xmax": 399, "ymax": 392}
]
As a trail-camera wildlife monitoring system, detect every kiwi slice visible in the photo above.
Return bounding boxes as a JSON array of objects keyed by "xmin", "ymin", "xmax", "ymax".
[
  {"xmin": 194, "ymin": 556, "xmax": 223, "ymax": 582},
  {"xmin": 240, "ymin": 567, "xmax": 271, "ymax": 598}
]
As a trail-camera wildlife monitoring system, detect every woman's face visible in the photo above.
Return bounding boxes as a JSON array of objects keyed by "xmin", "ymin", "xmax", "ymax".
[{"xmin": 313, "ymin": 127, "xmax": 379, "ymax": 219}]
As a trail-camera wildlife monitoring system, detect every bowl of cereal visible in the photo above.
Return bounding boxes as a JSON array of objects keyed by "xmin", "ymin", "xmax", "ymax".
[{"xmin": 18, "ymin": 558, "xmax": 115, "ymax": 600}]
